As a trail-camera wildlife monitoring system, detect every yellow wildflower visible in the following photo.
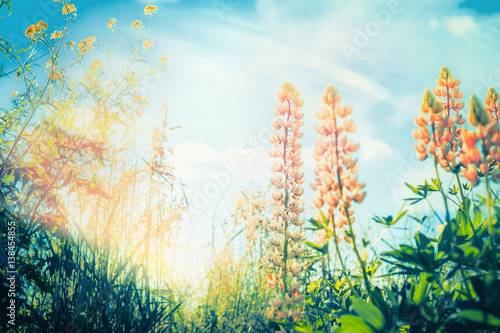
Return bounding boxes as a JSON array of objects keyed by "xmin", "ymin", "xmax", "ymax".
[
  {"xmin": 159, "ymin": 56, "xmax": 169, "ymax": 65},
  {"xmin": 91, "ymin": 59, "xmax": 102, "ymax": 69},
  {"xmin": 78, "ymin": 37, "xmax": 96, "ymax": 54},
  {"xmin": 50, "ymin": 30, "xmax": 63, "ymax": 39},
  {"xmin": 62, "ymin": 4, "xmax": 76, "ymax": 15},
  {"xmin": 107, "ymin": 18, "xmax": 116, "ymax": 30},
  {"xmin": 132, "ymin": 20, "xmax": 143, "ymax": 29},
  {"xmin": 143, "ymin": 40, "xmax": 153, "ymax": 49},
  {"xmin": 144, "ymin": 5, "xmax": 157, "ymax": 15}
]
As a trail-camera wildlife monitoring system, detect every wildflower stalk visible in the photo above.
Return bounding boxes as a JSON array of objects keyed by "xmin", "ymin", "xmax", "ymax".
[
  {"xmin": 311, "ymin": 84, "xmax": 367, "ymax": 297},
  {"xmin": 267, "ymin": 82, "xmax": 306, "ymax": 321}
]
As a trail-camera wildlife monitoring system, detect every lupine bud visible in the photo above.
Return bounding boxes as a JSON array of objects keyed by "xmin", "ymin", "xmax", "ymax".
[{"xmin": 470, "ymin": 94, "xmax": 491, "ymax": 127}]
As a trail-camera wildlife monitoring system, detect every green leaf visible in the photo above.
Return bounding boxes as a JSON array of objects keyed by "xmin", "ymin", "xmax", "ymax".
[
  {"xmin": 472, "ymin": 205, "xmax": 482, "ymax": 230},
  {"xmin": 405, "ymin": 182, "xmax": 419, "ymax": 195},
  {"xmin": 304, "ymin": 241, "xmax": 328, "ymax": 254},
  {"xmin": 351, "ymin": 299, "xmax": 385, "ymax": 331},
  {"xmin": 456, "ymin": 209, "xmax": 472, "ymax": 240},
  {"xmin": 337, "ymin": 315, "xmax": 374, "ymax": 333},
  {"xmin": 308, "ymin": 218, "xmax": 325, "ymax": 230},
  {"xmin": 458, "ymin": 310, "xmax": 500, "ymax": 327}
]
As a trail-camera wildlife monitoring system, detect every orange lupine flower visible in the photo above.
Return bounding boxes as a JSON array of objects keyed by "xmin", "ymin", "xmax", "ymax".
[
  {"xmin": 266, "ymin": 82, "xmax": 306, "ymax": 320},
  {"xmin": 143, "ymin": 40, "xmax": 153, "ymax": 49},
  {"xmin": 431, "ymin": 66, "xmax": 465, "ymax": 170},
  {"xmin": 144, "ymin": 5, "xmax": 158, "ymax": 15},
  {"xmin": 107, "ymin": 18, "xmax": 117, "ymax": 30},
  {"xmin": 484, "ymin": 87, "xmax": 499, "ymax": 123},
  {"xmin": 457, "ymin": 94, "xmax": 500, "ymax": 185},
  {"xmin": 311, "ymin": 84, "xmax": 366, "ymax": 221},
  {"xmin": 413, "ymin": 89, "xmax": 445, "ymax": 162},
  {"xmin": 132, "ymin": 20, "xmax": 143, "ymax": 29},
  {"xmin": 62, "ymin": 4, "xmax": 76, "ymax": 15}
]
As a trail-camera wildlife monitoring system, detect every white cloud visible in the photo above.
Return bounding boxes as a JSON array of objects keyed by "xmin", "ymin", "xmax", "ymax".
[
  {"xmin": 429, "ymin": 18, "xmax": 439, "ymax": 30},
  {"xmin": 359, "ymin": 137, "xmax": 395, "ymax": 161},
  {"xmin": 445, "ymin": 15, "xmax": 479, "ymax": 37}
]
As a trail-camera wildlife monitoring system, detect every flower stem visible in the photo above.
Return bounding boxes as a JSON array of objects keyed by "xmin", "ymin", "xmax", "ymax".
[
  {"xmin": 331, "ymin": 218, "xmax": 359, "ymax": 298},
  {"xmin": 434, "ymin": 157, "xmax": 451, "ymax": 222},
  {"xmin": 344, "ymin": 205, "xmax": 372, "ymax": 298}
]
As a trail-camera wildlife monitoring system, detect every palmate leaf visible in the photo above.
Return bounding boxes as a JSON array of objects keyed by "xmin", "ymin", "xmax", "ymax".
[
  {"xmin": 373, "ymin": 205, "xmax": 407, "ymax": 226},
  {"xmin": 304, "ymin": 240, "xmax": 328, "ymax": 254},
  {"xmin": 382, "ymin": 233, "xmax": 444, "ymax": 271},
  {"xmin": 404, "ymin": 180, "xmax": 439, "ymax": 205},
  {"xmin": 307, "ymin": 217, "xmax": 325, "ymax": 230}
]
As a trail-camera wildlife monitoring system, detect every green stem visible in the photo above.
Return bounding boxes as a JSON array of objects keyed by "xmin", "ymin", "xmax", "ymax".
[
  {"xmin": 484, "ymin": 171, "xmax": 498, "ymax": 273},
  {"xmin": 456, "ymin": 173, "xmax": 476, "ymax": 236},
  {"xmin": 344, "ymin": 205, "xmax": 372, "ymax": 298},
  {"xmin": 331, "ymin": 217, "xmax": 359, "ymax": 298},
  {"xmin": 434, "ymin": 157, "xmax": 450, "ymax": 222}
]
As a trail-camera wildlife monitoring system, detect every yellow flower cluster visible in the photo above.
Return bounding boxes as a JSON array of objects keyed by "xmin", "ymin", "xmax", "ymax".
[
  {"xmin": 25, "ymin": 21, "xmax": 48, "ymax": 39},
  {"xmin": 62, "ymin": 4, "xmax": 76, "ymax": 15},
  {"xmin": 132, "ymin": 20, "xmax": 143, "ymax": 29},
  {"xmin": 144, "ymin": 5, "xmax": 157, "ymax": 15},
  {"xmin": 50, "ymin": 30, "xmax": 63, "ymax": 39},
  {"xmin": 107, "ymin": 18, "xmax": 116, "ymax": 30},
  {"xmin": 78, "ymin": 37, "xmax": 96, "ymax": 54}
]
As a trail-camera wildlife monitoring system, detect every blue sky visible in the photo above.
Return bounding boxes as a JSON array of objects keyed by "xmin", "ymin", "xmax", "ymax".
[{"xmin": 3, "ymin": 0, "xmax": 500, "ymax": 279}]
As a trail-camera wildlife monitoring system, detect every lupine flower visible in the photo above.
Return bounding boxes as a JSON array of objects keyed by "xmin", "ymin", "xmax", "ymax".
[
  {"xmin": 459, "ymin": 95, "xmax": 500, "ymax": 185},
  {"xmin": 431, "ymin": 66, "xmax": 465, "ymax": 170},
  {"xmin": 266, "ymin": 82, "xmax": 306, "ymax": 321},
  {"xmin": 484, "ymin": 88, "xmax": 499, "ymax": 123},
  {"xmin": 144, "ymin": 5, "xmax": 158, "ymax": 15},
  {"xmin": 289, "ymin": 261, "xmax": 302, "ymax": 275},
  {"xmin": 310, "ymin": 85, "xmax": 366, "ymax": 221},
  {"xmin": 413, "ymin": 90, "xmax": 445, "ymax": 162}
]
